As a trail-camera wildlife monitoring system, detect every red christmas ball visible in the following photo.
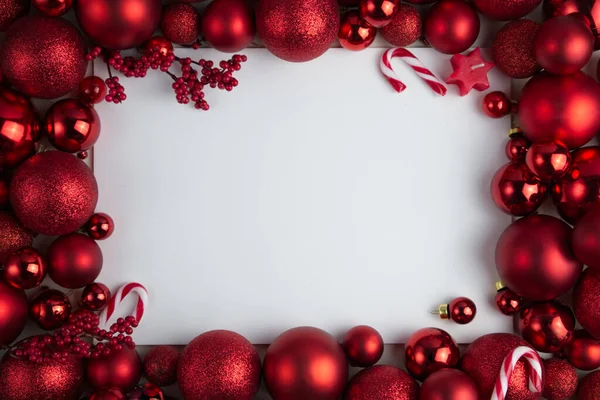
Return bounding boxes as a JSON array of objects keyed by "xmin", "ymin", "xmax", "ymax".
[
  {"xmin": 518, "ymin": 301, "xmax": 576, "ymax": 353},
  {"xmin": 359, "ymin": 0, "xmax": 400, "ymax": 28},
  {"xmin": 87, "ymin": 347, "xmax": 142, "ymax": 392},
  {"xmin": 404, "ymin": 327, "xmax": 459, "ymax": 381},
  {"xmin": 178, "ymin": 330, "xmax": 261, "ymax": 400},
  {"xmin": 201, "ymin": 0, "xmax": 255, "ymax": 52},
  {"xmin": 0, "ymin": 280, "xmax": 27, "ymax": 347},
  {"xmin": 338, "ymin": 11, "xmax": 377, "ymax": 51},
  {"xmin": 495, "ymin": 286, "xmax": 524, "ymax": 315},
  {"xmin": 424, "ymin": 0, "xmax": 480, "ymax": 54},
  {"xmin": 579, "ymin": 370, "xmax": 600, "ymax": 400},
  {"xmin": 80, "ymin": 282, "xmax": 111, "ymax": 311},
  {"xmin": 495, "ymin": 215, "xmax": 582, "ymax": 301},
  {"xmin": 79, "ymin": 76, "xmax": 107, "ymax": 105},
  {"xmin": 45, "ymin": 99, "xmax": 101, "ymax": 153},
  {"xmin": 161, "ymin": 4, "xmax": 199, "ymax": 45},
  {"xmin": 525, "ymin": 140, "xmax": 571, "ymax": 182},
  {"xmin": 84, "ymin": 213, "xmax": 115, "ymax": 240},
  {"xmin": 128, "ymin": 383, "xmax": 165, "ymax": 400},
  {"xmin": 143, "ymin": 36, "xmax": 174, "ymax": 57},
  {"xmin": 505, "ymin": 135, "xmax": 531, "ymax": 162},
  {"xmin": 449, "ymin": 296, "xmax": 477, "ymax": 324},
  {"xmin": 0, "ymin": 86, "xmax": 39, "ymax": 169},
  {"xmin": 490, "ymin": 162, "xmax": 547, "ymax": 216},
  {"xmin": 542, "ymin": 358, "xmax": 578, "ymax": 400},
  {"xmin": 381, "ymin": 4, "xmax": 422, "ymax": 47},
  {"xmin": 543, "ymin": 0, "xmax": 600, "ymax": 49},
  {"xmin": 10, "ymin": 151, "xmax": 98, "ymax": 236},
  {"xmin": 483, "ymin": 91, "xmax": 512, "ymax": 118},
  {"xmin": 564, "ymin": 329, "xmax": 600, "ymax": 370},
  {"xmin": 573, "ymin": 204, "xmax": 600, "ymax": 269},
  {"xmin": 143, "ymin": 345, "xmax": 180, "ymax": 387},
  {"xmin": 90, "ymin": 387, "xmax": 126, "ymax": 400},
  {"xmin": 492, "ymin": 19, "xmax": 541, "ymax": 79},
  {"xmin": 2, "ymin": 246, "xmax": 47, "ymax": 290},
  {"xmin": 0, "ymin": 211, "xmax": 33, "ymax": 263},
  {"xmin": 76, "ymin": 0, "xmax": 162, "ymax": 50},
  {"xmin": 48, "ymin": 233, "xmax": 103, "ymax": 289},
  {"xmin": 341, "ymin": 325, "xmax": 384, "ymax": 367},
  {"xmin": 263, "ymin": 327, "xmax": 348, "ymax": 400},
  {"xmin": 473, "ymin": 0, "xmax": 542, "ymax": 20},
  {"xmin": 0, "ymin": 0, "xmax": 28, "ymax": 31},
  {"xmin": 343, "ymin": 365, "xmax": 418, "ymax": 400},
  {"xmin": 420, "ymin": 369, "xmax": 479, "ymax": 400},
  {"xmin": 256, "ymin": 0, "xmax": 339, "ymax": 62},
  {"xmin": 573, "ymin": 268, "xmax": 600, "ymax": 339},
  {"xmin": 29, "ymin": 288, "xmax": 72, "ymax": 330},
  {"xmin": 32, "ymin": 0, "xmax": 73, "ymax": 16},
  {"xmin": 518, "ymin": 71, "xmax": 600, "ymax": 149}
]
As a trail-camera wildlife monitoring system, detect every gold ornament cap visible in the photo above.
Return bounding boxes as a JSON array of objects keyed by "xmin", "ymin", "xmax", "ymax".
[
  {"xmin": 435, "ymin": 304, "xmax": 450, "ymax": 320},
  {"xmin": 495, "ymin": 281, "xmax": 505, "ymax": 292}
]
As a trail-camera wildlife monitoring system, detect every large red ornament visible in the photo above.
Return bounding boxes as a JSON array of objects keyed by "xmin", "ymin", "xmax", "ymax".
[
  {"xmin": 161, "ymin": 4, "xmax": 199, "ymax": 46},
  {"xmin": 542, "ymin": 358, "xmax": 578, "ymax": 400},
  {"xmin": 404, "ymin": 327, "xmax": 459, "ymax": 381},
  {"xmin": 201, "ymin": 0, "xmax": 255, "ymax": 52},
  {"xmin": 80, "ymin": 282, "xmax": 111, "ymax": 311},
  {"xmin": 543, "ymin": 0, "xmax": 600, "ymax": 49},
  {"xmin": 341, "ymin": 325, "xmax": 384, "ymax": 367},
  {"xmin": 143, "ymin": 345, "xmax": 180, "ymax": 387},
  {"xmin": 573, "ymin": 204, "xmax": 600, "ymax": 269},
  {"xmin": 492, "ymin": 19, "xmax": 541, "ymax": 79},
  {"xmin": 518, "ymin": 71, "xmax": 600, "ymax": 149},
  {"xmin": 32, "ymin": 0, "xmax": 73, "ymax": 16},
  {"xmin": 490, "ymin": 162, "xmax": 547, "ymax": 216},
  {"xmin": 0, "ymin": 211, "xmax": 33, "ymax": 263},
  {"xmin": 579, "ymin": 370, "xmax": 600, "ymax": 400},
  {"xmin": 2, "ymin": 246, "xmax": 47, "ymax": 290},
  {"xmin": 420, "ymin": 369, "xmax": 479, "ymax": 400},
  {"xmin": 256, "ymin": 0, "xmax": 339, "ymax": 62},
  {"xmin": 48, "ymin": 233, "xmax": 103, "ymax": 289},
  {"xmin": 0, "ymin": 0, "xmax": 28, "ymax": 31},
  {"xmin": 30, "ymin": 289, "xmax": 72, "ymax": 330},
  {"xmin": 45, "ymin": 99, "xmax": 101, "ymax": 153},
  {"xmin": 564, "ymin": 329, "xmax": 600, "ymax": 370},
  {"xmin": 84, "ymin": 212, "xmax": 115, "ymax": 240},
  {"xmin": 423, "ymin": 0, "xmax": 480, "ymax": 54},
  {"xmin": 10, "ymin": 151, "xmax": 98, "ymax": 236},
  {"xmin": 381, "ymin": 4, "xmax": 422, "ymax": 47},
  {"xmin": 87, "ymin": 347, "xmax": 142, "ymax": 392},
  {"xmin": 473, "ymin": 0, "xmax": 542, "ymax": 20},
  {"xmin": 75, "ymin": 0, "xmax": 162, "ymax": 50},
  {"xmin": 573, "ymin": 268, "xmax": 600, "ymax": 339},
  {"xmin": 483, "ymin": 91, "xmax": 512, "ymax": 119},
  {"xmin": 338, "ymin": 11, "xmax": 377, "ymax": 51},
  {"xmin": 0, "ymin": 86, "xmax": 39, "ymax": 169},
  {"xmin": 263, "ymin": 327, "xmax": 348, "ymax": 400},
  {"xmin": 178, "ymin": 330, "xmax": 261, "ymax": 400},
  {"xmin": 0, "ymin": 280, "xmax": 28, "ymax": 347},
  {"xmin": 359, "ymin": 0, "xmax": 400, "ymax": 28},
  {"xmin": 525, "ymin": 140, "xmax": 571, "ymax": 182},
  {"xmin": 344, "ymin": 365, "xmax": 418, "ymax": 400},
  {"xmin": 495, "ymin": 214, "xmax": 582, "ymax": 301},
  {"xmin": 518, "ymin": 301, "xmax": 576, "ymax": 353}
]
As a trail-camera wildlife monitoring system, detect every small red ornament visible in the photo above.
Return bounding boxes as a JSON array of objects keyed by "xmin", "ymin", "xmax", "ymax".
[
  {"xmin": 359, "ymin": 0, "xmax": 400, "ymax": 28},
  {"xmin": 0, "ymin": 211, "xmax": 33, "ymax": 263},
  {"xmin": 492, "ymin": 19, "xmax": 541, "ymax": 79},
  {"xmin": 128, "ymin": 383, "xmax": 165, "ymax": 400},
  {"xmin": 2, "ymin": 246, "xmax": 47, "ymax": 290},
  {"xmin": 90, "ymin": 387, "xmax": 126, "ymax": 400},
  {"xmin": 573, "ymin": 204, "xmax": 600, "ymax": 270},
  {"xmin": 573, "ymin": 268, "xmax": 600, "ymax": 340},
  {"xmin": 473, "ymin": 0, "xmax": 542, "ymax": 20},
  {"xmin": 445, "ymin": 48, "xmax": 494, "ymax": 96},
  {"xmin": 84, "ymin": 212, "xmax": 115, "ymax": 240},
  {"xmin": 579, "ymin": 370, "xmax": 600, "ymax": 400},
  {"xmin": 424, "ymin": 0, "xmax": 480, "ymax": 54},
  {"xmin": 564, "ymin": 329, "xmax": 600, "ymax": 370},
  {"xmin": 483, "ymin": 91, "xmax": 512, "ymax": 118},
  {"xmin": 0, "ymin": 0, "xmax": 28, "ymax": 31},
  {"xmin": 343, "ymin": 365, "xmax": 419, "ymax": 400},
  {"xmin": 143, "ymin": 345, "xmax": 180, "ymax": 387},
  {"xmin": 525, "ymin": 140, "xmax": 571, "ymax": 182},
  {"xmin": 142, "ymin": 36, "xmax": 174, "ymax": 57},
  {"xmin": 404, "ymin": 327, "xmax": 459, "ymax": 381},
  {"xmin": 444, "ymin": 297, "xmax": 477, "ymax": 324},
  {"xmin": 0, "ymin": 280, "xmax": 28, "ymax": 347},
  {"xmin": 341, "ymin": 325, "xmax": 384, "ymax": 367},
  {"xmin": 79, "ymin": 76, "xmax": 107, "ymax": 105},
  {"xmin": 420, "ymin": 369, "xmax": 479, "ymax": 400},
  {"xmin": 495, "ymin": 282, "xmax": 524, "ymax": 315},
  {"xmin": 490, "ymin": 162, "xmax": 547, "ymax": 216},
  {"xmin": 518, "ymin": 301, "xmax": 576, "ymax": 353},
  {"xmin": 381, "ymin": 4, "xmax": 422, "ymax": 47},
  {"xmin": 80, "ymin": 282, "xmax": 111, "ymax": 311},
  {"xmin": 32, "ymin": 0, "xmax": 73, "ymax": 16},
  {"xmin": 505, "ymin": 134, "xmax": 531, "ymax": 162},
  {"xmin": 263, "ymin": 327, "xmax": 347, "ymax": 400},
  {"xmin": 543, "ymin": 0, "xmax": 600, "ymax": 49},
  {"xmin": 338, "ymin": 11, "xmax": 377, "ymax": 51},
  {"xmin": 161, "ymin": 4, "xmax": 199, "ymax": 45},
  {"xmin": 45, "ymin": 99, "xmax": 101, "ymax": 153},
  {"xmin": 0, "ymin": 172, "xmax": 9, "ymax": 210},
  {"xmin": 542, "ymin": 358, "xmax": 578, "ymax": 400},
  {"xmin": 48, "ymin": 233, "xmax": 103, "ymax": 289},
  {"xmin": 87, "ymin": 347, "xmax": 142, "ymax": 392},
  {"xmin": 201, "ymin": 0, "xmax": 255, "ymax": 52},
  {"xmin": 29, "ymin": 289, "xmax": 72, "ymax": 330}
]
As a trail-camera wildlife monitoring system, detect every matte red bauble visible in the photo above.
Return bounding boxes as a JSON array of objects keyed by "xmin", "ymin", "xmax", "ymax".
[
  {"xmin": 543, "ymin": 0, "xmax": 600, "ymax": 49},
  {"xmin": 161, "ymin": 4, "xmax": 199, "ymax": 45},
  {"xmin": 0, "ymin": 0, "xmax": 28, "ymax": 31},
  {"xmin": 424, "ymin": 0, "xmax": 480, "ymax": 54},
  {"xmin": 573, "ymin": 204, "xmax": 600, "ymax": 269},
  {"xmin": 404, "ymin": 327, "xmax": 459, "ymax": 381},
  {"xmin": 33, "ymin": 0, "xmax": 73, "ymax": 16},
  {"xmin": 263, "ymin": 327, "xmax": 348, "ymax": 400},
  {"xmin": 10, "ymin": 151, "xmax": 98, "ymax": 236},
  {"xmin": 525, "ymin": 140, "xmax": 571, "ymax": 182},
  {"xmin": 30, "ymin": 289, "xmax": 72, "ymax": 330},
  {"xmin": 0, "ymin": 86, "xmax": 39, "ymax": 169},
  {"xmin": 256, "ymin": 0, "xmax": 339, "ymax": 62},
  {"xmin": 495, "ymin": 215, "xmax": 582, "ymax": 301},
  {"xmin": 87, "ymin": 347, "xmax": 142, "ymax": 392},
  {"xmin": 80, "ymin": 282, "xmax": 111, "ymax": 311},
  {"xmin": 84, "ymin": 212, "xmax": 115, "ymax": 240},
  {"xmin": 473, "ymin": 0, "xmax": 542, "ymax": 20},
  {"xmin": 505, "ymin": 135, "xmax": 530, "ymax": 162},
  {"xmin": 45, "ymin": 99, "xmax": 101, "ymax": 153},
  {"xmin": 483, "ymin": 91, "xmax": 512, "ymax": 118},
  {"xmin": 0, "ymin": 352, "xmax": 84, "ymax": 400},
  {"xmin": 201, "ymin": 0, "xmax": 255, "ymax": 52},
  {"xmin": 492, "ymin": 19, "xmax": 541, "ymax": 79},
  {"xmin": 518, "ymin": 71, "xmax": 600, "ymax": 149},
  {"xmin": 420, "ymin": 369, "xmax": 479, "ymax": 400},
  {"xmin": 381, "ymin": 4, "xmax": 422, "ymax": 47},
  {"xmin": 0, "ymin": 211, "xmax": 33, "ymax": 263},
  {"xmin": 338, "ymin": 11, "xmax": 377, "ymax": 51},
  {"xmin": 573, "ymin": 268, "xmax": 600, "ymax": 339},
  {"xmin": 359, "ymin": 0, "xmax": 400, "ymax": 28},
  {"xmin": 495, "ymin": 286, "xmax": 524, "ymax": 315},
  {"xmin": 341, "ymin": 325, "xmax": 384, "ymax": 367},
  {"xmin": 343, "ymin": 365, "xmax": 418, "ymax": 400},
  {"xmin": 76, "ymin": 0, "xmax": 162, "ymax": 50},
  {"xmin": 0, "ymin": 280, "xmax": 28, "ymax": 347},
  {"xmin": 2, "ymin": 246, "xmax": 47, "ymax": 290},
  {"xmin": 518, "ymin": 301, "xmax": 576, "ymax": 353},
  {"xmin": 490, "ymin": 162, "xmax": 547, "ymax": 216},
  {"xmin": 0, "ymin": 15, "xmax": 86, "ymax": 99},
  {"xmin": 48, "ymin": 233, "xmax": 103, "ymax": 289},
  {"xmin": 79, "ymin": 76, "xmax": 107, "ymax": 105},
  {"xmin": 579, "ymin": 370, "xmax": 600, "ymax": 400},
  {"xmin": 178, "ymin": 330, "xmax": 261, "ymax": 400},
  {"xmin": 143, "ymin": 345, "xmax": 180, "ymax": 387},
  {"xmin": 542, "ymin": 358, "xmax": 578, "ymax": 400},
  {"xmin": 564, "ymin": 329, "xmax": 600, "ymax": 370}
]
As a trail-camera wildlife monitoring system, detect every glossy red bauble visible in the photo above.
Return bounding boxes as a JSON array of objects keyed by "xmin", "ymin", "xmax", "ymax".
[
  {"xmin": 564, "ymin": 329, "xmax": 600, "ymax": 370},
  {"xmin": 48, "ymin": 233, "xmax": 103, "ymax": 289},
  {"xmin": 573, "ymin": 268, "xmax": 600, "ymax": 339},
  {"xmin": 344, "ymin": 365, "xmax": 419, "ymax": 400},
  {"xmin": 341, "ymin": 325, "xmax": 384, "ymax": 367},
  {"xmin": 0, "ymin": 86, "xmax": 39, "ymax": 169},
  {"xmin": 543, "ymin": 0, "xmax": 600, "ymax": 49},
  {"xmin": 490, "ymin": 162, "xmax": 546, "ymax": 216},
  {"xmin": 84, "ymin": 213, "xmax": 115, "ymax": 240},
  {"xmin": 29, "ymin": 289, "xmax": 72, "ymax": 330},
  {"xmin": 542, "ymin": 358, "xmax": 578, "ymax": 400},
  {"xmin": 79, "ymin": 76, "xmax": 107, "ymax": 105},
  {"xmin": 473, "ymin": 0, "xmax": 542, "ymax": 20},
  {"xmin": 80, "ymin": 282, "xmax": 111, "ymax": 311},
  {"xmin": 424, "ymin": 0, "xmax": 480, "ymax": 54},
  {"xmin": 518, "ymin": 301, "xmax": 576, "ymax": 353},
  {"xmin": 0, "ymin": 211, "xmax": 33, "ymax": 263},
  {"xmin": 420, "ymin": 369, "xmax": 479, "ymax": 400},
  {"xmin": 381, "ymin": 4, "xmax": 422, "ymax": 47},
  {"xmin": 143, "ymin": 345, "xmax": 180, "ymax": 387},
  {"xmin": 525, "ymin": 140, "xmax": 571, "ymax": 182},
  {"xmin": 505, "ymin": 135, "xmax": 530, "ymax": 162},
  {"xmin": 45, "ymin": 99, "xmax": 101, "ymax": 153},
  {"xmin": 0, "ymin": 280, "xmax": 28, "ymax": 347},
  {"xmin": 33, "ymin": 0, "xmax": 73, "ymax": 16},
  {"xmin": 201, "ymin": 0, "xmax": 255, "ymax": 52},
  {"xmin": 404, "ymin": 327, "xmax": 459, "ymax": 381},
  {"xmin": 579, "ymin": 370, "xmax": 600, "ymax": 400},
  {"xmin": 573, "ymin": 205, "xmax": 600, "ymax": 269},
  {"xmin": 483, "ymin": 91, "xmax": 512, "ymax": 118},
  {"xmin": 359, "ymin": 0, "xmax": 400, "ymax": 28},
  {"xmin": 143, "ymin": 36, "xmax": 174, "ymax": 57},
  {"xmin": 0, "ymin": 0, "xmax": 28, "ymax": 31},
  {"xmin": 495, "ymin": 286, "xmax": 524, "ymax": 315},
  {"xmin": 161, "ymin": 4, "xmax": 199, "ymax": 46},
  {"xmin": 2, "ymin": 246, "xmax": 47, "ymax": 290},
  {"xmin": 448, "ymin": 297, "xmax": 477, "ymax": 324},
  {"xmin": 338, "ymin": 11, "xmax": 377, "ymax": 51},
  {"xmin": 492, "ymin": 19, "xmax": 541, "ymax": 79},
  {"xmin": 87, "ymin": 347, "xmax": 142, "ymax": 392},
  {"xmin": 128, "ymin": 383, "xmax": 165, "ymax": 400},
  {"xmin": 90, "ymin": 387, "xmax": 126, "ymax": 400}
]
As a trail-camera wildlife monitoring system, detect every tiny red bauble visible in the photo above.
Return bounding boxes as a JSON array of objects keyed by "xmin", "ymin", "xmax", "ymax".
[
  {"xmin": 573, "ymin": 204, "xmax": 600, "ymax": 270},
  {"xmin": 449, "ymin": 296, "xmax": 477, "ymax": 324},
  {"xmin": 490, "ymin": 162, "xmax": 547, "ymax": 217},
  {"xmin": 543, "ymin": 0, "xmax": 600, "ymax": 50},
  {"xmin": 143, "ymin": 36, "xmax": 174, "ymax": 57},
  {"xmin": 29, "ymin": 289, "xmax": 72, "ymax": 330},
  {"xmin": 492, "ymin": 19, "xmax": 541, "ymax": 79},
  {"xmin": 573, "ymin": 268, "xmax": 600, "ymax": 340},
  {"xmin": 359, "ymin": 0, "xmax": 400, "ymax": 28},
  {"xmin": 518, "ymin": 301, "xmax": 576, "ymax": 353},
  {"xmin": 505, "ymin": 135, "xmax": 530, "ymax": 162},
  {"xmin": 542, "ymin": 358, "xmax": 578, "ymax": 400},
  {"xmin": 525, "ymin": 140, "xmax": 571, "ymax": 182},
  {"xmin": 338, "ymin": 11, "xmax": 377, "ymax": 51},
  {"xmin": 341, "ymin": 325, "xmax": 384, "ymax": 367},
  {"xmin": 0, "ymin": 280, "xmax": 28, "ymax": 347},
  {"xmin": 404, "ymin": 327, "xmax": 459, "ymax": 381},
  {"xmin": 380, "ymin": 4, "xmax": 422, "ymax": 47},
  {"xmin": 32, "ymin": 0, "xmax": 73, "ymax": 16},
  {"xmin": 48, "ymin": 233, "xmax": 103, "ymax": 289},
  {"xmin": 2, "ymin": 246, "xmax": 47, "ymax": 290},
  {"xmin": 79, "ymin": 76, "xmax": 107, "ymax": 105},
  {"xmin": 201, "ymin": 0, "xmax": 255, "ymax": 52},
  {"xmin": 483, "ymin": 91, "xmax": 512, "ymax": 118},
  {"xmin": 90, "ymin": 387, "xmax": 126, "ymax": 400},
  {"xmin": 343, "ymin": 365, "xmax": 418, "ymax": 400},
  {"xmin": 45, "ymin": 99, "xmax": 101, "ymax": 153},
  {"xmin": 473, "ymin": 0, "xmax": 542, "ymax": 20},
  {"xmin": 161, "ymin": 4, "xmax": 199, "ymax": 46},
  {"xmin": 84, "ymin": 212, "xmax": 115, "ymax": 240},
  {"xmin": 128, "ymin": 383, "xmax": 165, "ymax": 400},
  {"xmin": 0, "ymin": 211, "xmax": 33, "ymax": 263},
  {"xmin": 87, "ymin": 347, "xmax": 142, "ymax": 392},
  {"xmin": 0, "ymin": 0, "xmax": 28, "ymax": 31},
  {"xmin": 564, "ymin": 329, "xmax": 600, "ymax": 370},
  {"xmin": 424, "ymin": 0, "xmax": 480, "ymax": 54},
  {"xmin": 579, "ymin": 370, "xmax": 600, "ymax": 400},
  {"xmin": 143, "ymin": 345, "xmax": 180, "ymax": 387},
  {"xmin": 420, "ymin": 369, "xmax": 479, "ymax": 400},
  {"xmin": 495, "ymin": 283, "xmax": 524, "ymax": 315},
  {"xmin": 80, "ymin": 282, "xmax": 111, "ymax": 311}
]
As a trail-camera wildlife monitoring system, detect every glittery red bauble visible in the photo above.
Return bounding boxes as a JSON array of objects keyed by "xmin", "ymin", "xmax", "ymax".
[
  {"xmin": 10, "ymin": 151, "xmax": 98, "ymax": 236},
  {"xmin": 495, "ymin": 215, "xmax": 582, "ymax": 301},
  {"xmin": 256, "ymin": 0, "xmax": 339, "ymax": 62},
  {"xmin": 483, "ymin": 91, "xmax": 512, "ymax": 118},
  {"xmin": 263, "ymin": 327, "xmax": 347, "ymax": 400},
  {"xmin": 461, "ymin": 333, "xmax": 543, "ymax": 400},
  {"xmin": 341, "ymin": 325, "xmax": 384, "ymax": 367},
  {"xmin": 518, "ymin": 301, "xmax": 576, "ymax": 353},
  {"xmin": 381, "ymin": 4, "xmax": 422, "ymax": 47},
  {"xmin": 492, "ymin": 19, "xmax": 541, "ymax": 79},
  {"xmin": 0, "ymin": 280, "xmax": 27, "ymax": 347},
  {"xmin": 359, "ymin": 0, "xmax": 400, "ymax": 28},
  {"xmin": 30, "ymin": 288, "xmax": 72, "ymax": 330},
  {"xmin": 2, "ymin": 246, "xmax": 47, "ymax": 290},
  {"xmin": 0, "ymin": 211, "xmax": 33, "ymax": 263},
  {"xmin": 543, "ymin": 0, "xmax": 600, "ymax": 49},
  {"xmin": 343, "ymin": 365, "xmax": 418, "ymax": 400},
  {"xmin": 143, "ymin": 345, "xmax": 180, "ymax": 387},
  {"xmin": 519, "ymin": 71, "xmax": 600, "ymax": 149},
  {"xmin": 542, "ymin": 358, "xmax": 578, "ymax": 400},
  {"xmin": 525, "ymin": 140, "xmax": 571, "ymax": 182},
  {"xmin": 505, "ymin": 135, "xmax": 531, "ymax": 162},
  {"xmin": 579, "ymin": 370, "xmax": 600, "ymax": 400},
  {"xmin": 473, "ymin": 0, "xmax": 542, "ymax": 20},
  {"xmin": 76, "ymin": 0, "xmax": 162, "ymax": 50},
  {"xmin": 87, "ymin": 347, "xmax": 142, "ymax": 392},
  {"xmin": 573, "ymin": 269, "xmax": 600, "ymax": 339},
  {"xmin": 338, "ymin": 11, "xmax": 377, "ymax": 51},
  {"xmin": 424, "ymin": 0, "xmax": 480, "ymax": 54},
  {"xmin": 33, "ymin": 0, "xmax": 73, "ymax": 16},
  {"xmin": 84, "ymin": 213, "xmax": 115, "ymax": 240},
  {"xmin": 404, "ymin": 328, "xmax": 459, "ymax": 381},
  {"xmin": 48, "ymin": 233, "xmax": 103, "ymax": 289},
  {"xmin": 420, "ymin": 369, "xmax": 479, "ymax": 400},
  {"xmin": 573, "ymin": 204, "xmax": 600, "ymax": 269},
  {"xmin": 178, "ymin": 330, "xmax": 261, "ymax": 400},
  {"xmin": 0, "ymin": 15, "xmax": 87, "ymax": 99},
  {"xmin": 201, "ymin": 0, "xmax": 255, "ymax": 52},
  {"xmin": 495, "ymin": 287, "xmax": 524, "ymax": 315},
  {"xmin": 564, "ymin": 329, "xmax": 600, "ymax": 370},
  {"xmin": 45, "ymin": 99, "xmax": 101, "ymax": 153},
  {"xmin": 0, "ymin": 0, "xmax": 28, "ymax": 31},
  {"xmin": 90, "ymin": 387, "xmax": 126, "ymax": 400},
  {"xmin": 80, "ymin": 282, "xmax": 111, "ymax": 311},
  {"xmin": 490, "ymin": 162, "xmax": 547, "ymax": 216},
  {"xmin": 0, "ymin": 352, "xmax": 84, "ymax": 400},
  {"xmin": 161, "ymin": 4, "xmax": 199, "ymax": 45},
  {"xmin": 79, "ymin": 76, "xmax": 107, "ymax": 105}
]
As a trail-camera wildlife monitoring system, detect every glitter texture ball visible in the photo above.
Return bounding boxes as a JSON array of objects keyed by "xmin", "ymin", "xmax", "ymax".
[
  {"xmin": 573, "ymin": 268, "xmax": 600, "ymax": 340},
  {"xmin": 344, "ymin": 365, "xmax": 419, "ymax": 400},
  {"xmin": 0, "ymin": 15, "xmax": 87, "ymax": 99},
  {"xmin": 143, "ymin": 345, "xmax": 180, "ymax": 387},
  {"xmin": 10, "ymin": 151, "xmax": 98, "ymax": 236},
  {"xmin": 0, "ymin": 0, "xmax": 28, "ymax": 31},
  {"xmin": 0, "ymin": 211, "xmax": 33, "ymax": 262},
  {"xmin": 256, "ymin": 0, "xmax": 340, "ymax": 62},
  {"xmin": 542, "ymin": 358, "xmax": 578, "ymax": 400},
  {"xmin": 473, "ymin": 0, "xmax": 542, "ymax": 20},
  {"xmin": 579, "ymin": 370, "xmax": 600, "ymax": 400},
  {"xmin": 178, "ymin": 330, "xmax": 261, "ymax": 400},
  {"xmin": 161, "ymin": 4, "xmax": 199, "ymax": 45},
  {"xmin": 492, "ymin": 19, "xmax": 541, "ymax": 79},
  {"xmin": 381, "ymin": 4, "xmax": 422, "ymax": 47}
]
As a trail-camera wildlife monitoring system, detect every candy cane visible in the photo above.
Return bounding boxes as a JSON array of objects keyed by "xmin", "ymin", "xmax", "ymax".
[
  {"xmin": 99, "ymin": 282, "xmax": 148, "ymax": 328},
  {"xmin": 380, "ymin": 48, "xmax": 447, "ymax": 96},
  {"xmin": 491, "ymin": 346, "xmax": 543, "ymax": 400}
]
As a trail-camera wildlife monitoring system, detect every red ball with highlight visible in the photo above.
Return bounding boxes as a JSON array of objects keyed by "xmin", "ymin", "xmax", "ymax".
[
  {"xmin": 80, "ymin": 282, "xmax": 111, "ymax": 311},
  {"xmin": 518, "ymin": 301, "xmax": 575, "ymax": 353},
  {"xmin": 525, "ymin": 140, "xmax": 571, "ymax": 181},
  {"xmin": 2, "ymin": 246, "xmax": 47, "ymax": 290},
  {"xmin": 143, "ymin": 345, "xmax": 180, "ymax": 387},
  {"xmin": 491, "ymin": 162, "xmax": 546, "ymax": 216},
  {"xmin": 420, "ymin": 369, "xmax": 479, "ymax": 400},
  {"xmin": 359, "ymin": 0, "xmax": 400, "ymax": 28},
  {"xmin": 564, "ymin": 329, "xmax": 600, "ymax": 370},
  {"xmin": 573, "ymin": 204, "xmax": 600, "ymax": 270},
  {"xmin": 87, "ymin": 347, "xmax": 142, "ymax": 392},
  {"xmin": 45, "ymin": 99, "xmax": 101, "ymax": 153},
  {"xmin": 543, "ymin": 0, "xmax": 600, "ymax": 50},
  {"xmin": 495, "ymin": 287, "xmax": 524, "ymax": 315},
  {"xmin": 492, "ymin": 19, "xmax": 541, "ymax": 79},
  {"xmin": 338, "ymin": 11, "xmax": 377, "ymax": 51},
  {"xmin": 449, "ymin": 297, "xmax": 477, "ymax": 324},
  {"xmin": 29, "ymin": 289, "xmax": 72, "ymax": 330},
  {"xmin": 0, "ymin": 85, "xmax": 39, "ymax": 169},
  {"xmin": 424, "ymin": 0, "xmax": 480, "ymax": 54},
  {"xmin": 33, "ymin": 0, "xmax": 73, "ymax": 16},
  {"xmin": 84, "ymin": 213, "xmax": 115, "ymax": 240},
  {"xmin": 483, "ymin": 91, "xmax": 512, "ymax": 118},
  {"xmin": 161, "ymin": 4, "xmax": 199, "ymax": 45},
  {"xmin": 344, "ymin": 365, "xmax": 418, "ymax": 400},
  {"xmin": 48, "ymin": 233, "xmax": 103, "ymax": 289},
  {"xmin": 79, "ymin": 76, "xmax": 107, "ymax": 105},
  {"xmin": 0, "ymin": 280, "xmax": 28, "ymax": 347},
  {"xmin": 542, "ymin": 358, "xmax": 578, "ymax": 400},
  {"xmin": 341, "ymin": 325, "xmax": 384, "ymax": 367},
  {"xmin": 201, "ymin": 0, "xmax": 255, "ymax": 52},
  {"xmin": 404, "ymin": 327, "xmax": 459, "ymax": 381},
  {"xmin": 505, "ymin": 135, "xmax": 530, "ymax": 162}
]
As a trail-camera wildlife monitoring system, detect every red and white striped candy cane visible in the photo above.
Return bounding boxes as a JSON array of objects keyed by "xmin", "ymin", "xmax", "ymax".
[
  {"xmin": 380, "ymin": 48, "xmax": 447, "ymax": 96},
  {"xmin": 491, "ymin": 346, "xmax": 543, "ymax": 400},
  {"xmin": 99, "ymin": 282, "xmax": 148, "ymax": 329}
]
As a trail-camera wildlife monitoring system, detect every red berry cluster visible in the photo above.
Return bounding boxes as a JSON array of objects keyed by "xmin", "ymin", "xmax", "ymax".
[
  {"xmin": 85, "ymin": 46, "xmax": 102, "ymax": 61},
  {"xmin": 105, "ymin": 77, "xmax": 126, "ymax": 104}
]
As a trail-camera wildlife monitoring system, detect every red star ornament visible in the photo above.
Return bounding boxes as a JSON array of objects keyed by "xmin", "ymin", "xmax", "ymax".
[{"xmin": 445, "ymin": 48, "xmax": 495, "ymax": 96}]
